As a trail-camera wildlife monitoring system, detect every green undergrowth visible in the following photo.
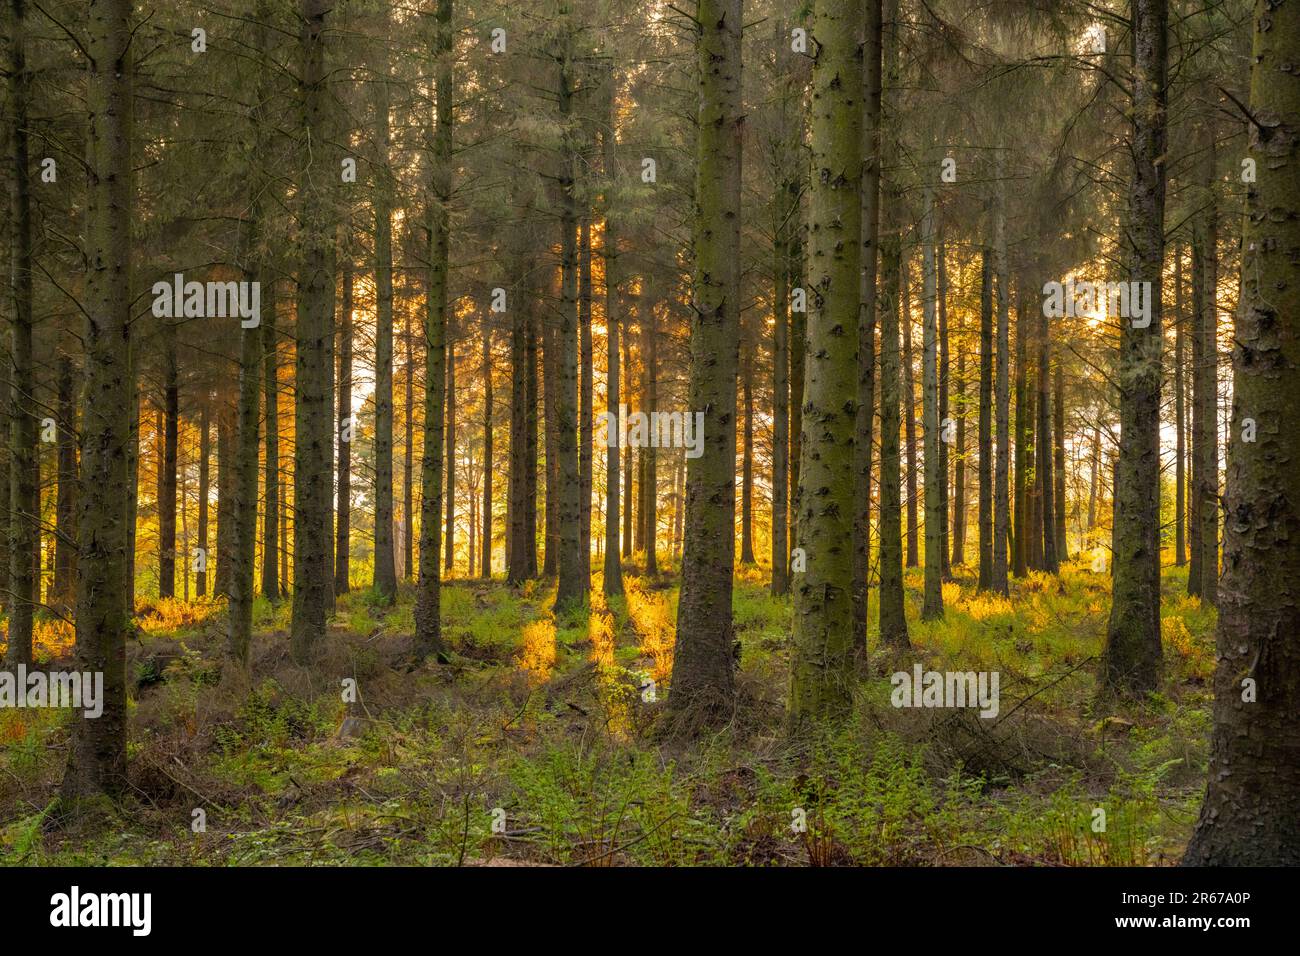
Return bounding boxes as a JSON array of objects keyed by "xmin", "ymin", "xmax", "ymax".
[{"xmin": 0, "ymin": 554, "xmax": 1212, "ymax": 866}]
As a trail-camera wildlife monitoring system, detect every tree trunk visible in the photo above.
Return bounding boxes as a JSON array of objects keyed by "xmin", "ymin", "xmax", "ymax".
[
  {"xmin": 336, "ymin": 257, "xmax": 353, "ymax": 594},
  {"xmin": 1184, "ymin": 0, "xmax": 1300, "ymax": 861},
  {"xmin": 61, "ymin": 0, "xmax": 133, "ymax": 800},
  {"xmin": 289, "ymin": 0, "xmax": 337, "ymax": 664},
  {"xmin": 788, "ymin": 0, "xmax": 863, "ymax": 726},
  {"xmin": 1193, "ymin": 112, "xmax": 1219, "ymax": 606},
  {"xmin": 5, "ymin": 0, "xmax": 37, "ymax": 665},
  {"xmin": 1174, "ymin": 240, "xmax": 1186, "ymax": 566},
  {"xmin": 937, "ymin": 231, "xmax": 950, "ymax": 580},
  {"xmin": 902, "ymin": 260, "xmax": 918, "ymax": 568},
  {"xmin": 991, "ymin": 169, "xmax": 1011, "ymax": 593},
  {"xmin": 445, "ymin": 328, "xmax": 457, "ymax": 573},
  {"xmin": 404, "ymin": 299, "xmax": 415, "ymax": 579},
  {"xmin": 669, "ymin": 0, "xmax": 742, "ymax": 718},
  {"xmin": 482, "ymin": 313, "xmax": 493, "ymax": 578},
  {"xmin": 851, "ymin": 0, "xmax": 882, "ymax": 635},
  {"xmin": 371, "ymin": 41, "xmax": 397, "ymax": 602},
  {"xmin": 977, "ymin": 249, "xmax": 993, "ymax": 589},
  {"xmin": 579, "ymin": 219, "xmax": 593, "ymax": 582},
  {"xmin": 740, "ymin": 345, "xmax": 755, "ymax": 565},
  {"xmin": 158, "ymin": 334, "xmax": 178, "ymax": 599},
  {"xmin": 53, "ymin": 351, "xmax": 78, "ymax": 612},
  {"xmin": 1101, "ymin": 0, "xmax": 1167, "ymax": 696},
  {"xmin": 921, "ymin": 191, "xmax": 943, "ymax": 620},
  {"xmin": 197, "ymin": 404, "xmax": 210, "ymax": 597},
  {"xmin": 601, "ymin": 68, "xmax": 623, "ymax": 596},
  {"xmin": 642, "ymin": 283, "xmax": 659, "ymax": 576},
  {"xmin": 1037, "ymin": 288, "xmax": 1058, "ymax": 574},
  {"xmin": 414, "ymin": 0, "xmax": 453, "ymax": 659},
  {"xmin": 1053, "ymin": 361, "xmax": 1067, "ymax": 561},
  {"xmin": 261, "ymin": 280, "xmax": 280, "ymax": 600},
  {"xmin": 553, "ymin": 36, "xmax": 584, "ymax": 610},
  {"xmin": 1013, "ymin": 296, "xmax": 1028, "ymax": 577},
  {"xmin": 877, "ymin": 0, "xmax": 908, "ymax": 650}
]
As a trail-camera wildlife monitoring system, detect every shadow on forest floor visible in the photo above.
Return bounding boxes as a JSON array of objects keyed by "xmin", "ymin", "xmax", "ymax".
[{"xmin": 0, "ymin": 553, "xmax": 1215, "ymax": 865}]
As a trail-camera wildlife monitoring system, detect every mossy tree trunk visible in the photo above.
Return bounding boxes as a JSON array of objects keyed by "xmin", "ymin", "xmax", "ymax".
[{"xmin": 1184, "ymin": 0, "xmax": 1300, "ymax": 863}]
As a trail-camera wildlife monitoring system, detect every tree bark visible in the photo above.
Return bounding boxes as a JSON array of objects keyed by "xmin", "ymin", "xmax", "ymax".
[
  {"xmin": 1184, "ymin": 0, "xmax": 1300, "ymax": 861},
  {"xmin": 1101, "ymin": 0, "xmax": 1167, "ymax": 696},
  {"xmin": 669, "ymin": 0, "xmax": 743, "ymax": 718},
  {"xmin": 61, "ymin": 0, "xmax": 133, "ymax": 799}
]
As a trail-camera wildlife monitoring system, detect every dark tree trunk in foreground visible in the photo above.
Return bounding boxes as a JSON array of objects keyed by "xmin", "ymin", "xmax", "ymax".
[
  {"xmin": 414, "ymin": 0, "xmax": 453, "ymax": 659},
  {"xmin": 1174, "ymin": 242, "xmax": 1186, "ymax": 567},
  {"xmin": 1184, "ymin": 0, "xmax": 1300, "ymax": 863},
  {"xmin": 290, "ymin": 0, "xmax": 337, "ymax": 664},
  {"xmin": 1101, "ymin": 0, "xmax": 1167, "ymax": 696},
  {"xmin": 61, "ymin": 0, "xmax": 133, "ymax": 800},
  {"xmin": 902, "ymin": 262, "xmax": 918, "ymax": 568},
  {"xmin": 670, "ymin": 0, "xmax": 742, "ymax": 718},
  {"xmin": 601, "ymin": 68, "xmax": 623, "ymax": 597},
  {"xmin": 372, "ymin": 36, "xmax": 398, "ymax": 602},
  {"xmin": 5, "ymin": 0, "xmax": 37, "ymax": 665},
  {"xmin": 1192, "ymin": 113, "xmax": 1219, "ymax": 606},
  {"xmin": 579, "ymin": 220, "xmax": 593, "ymax": 581}
]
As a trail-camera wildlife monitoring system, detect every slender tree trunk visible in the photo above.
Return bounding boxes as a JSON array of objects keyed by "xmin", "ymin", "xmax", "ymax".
[
  {"xmin": 1053, "ymin": 362, "xmax": 1067, "ymax": 561},
  {"xmin": 158, "ymin": 336, "xmax": 178, "ymax": 599},
  {"xmin": 482, "ymin": 314, "xmax": 493, "ymax": 578},
  {"xmin": 921, "ymin": 191, "xmax": 943, "ymax": 620},
  {"xmin": 937, "ymin": 232, "xmax": 950, "ymax": 580},
  {"xmin": 414, "ymin": 0, "xmax": 453, "ymax": 659},
  {"xmin": 53, "ymin": 351, "xmax": 78, "ymax": 612},
  {"xmin": 61, "ymin": 0, "xmax": 133, "ymax": 799},
  {"xmin": 5, "ymin": 0, "xmax": 37, "ymax": 665},
  {"xmin": 851, "ymin": 0, "xmax": 882, "ymax": 637},
  {"xmin": 977, "ymin": 249, "xmax": 993, "ymax": 589},
  {"xmin": 740, "ymin": 345, "xmax": 755, "ymax": 565},
  {"xmin": 1013, "ymin": 298, "xmax": 1028, "ymax": 577},
  {"xmin": 1087, "ymin": 423, "xmax": 1100, "ymax": 532},
  {"xmin": 261, "ymin": 281, "xmax": 280, "ymax": 600},
  {"xmin": 992, "ymin": 172, "xmax": 1011, "ymax": 593},
  {"xmin": 1037, "ymin": 290, "xmax": 1058, "ymax": 574},
  {"xmin": 952, "ymin": 306, "xmax": 967, "ymax": 568},
  {"xmin": 336, "ymin": 257, "xmax": 353, "ymax": 594},
  {"xmin": 445, "ymin": 329, "xmax": 457, "ymax": 573},
  {"xmin": 372, "ymin": 42, "xmax": 397, "ymax": 603},
  {"xmin": 197, "ymin": 404, "xmax": 210, "ymax": 597},
  {"xmin": 601, "ymin": 69, "xmax": 624, "ymax": 596},
  {"xmin": 902, "ymin": 261, "xmax": 918, "ymax": 567},
  {"xmin": 508, "ymin": 249, "xmax": 530, "ymax": 583},
  {"xmin": 553, "ymin": 36, "xmax": 583, "ymax": 609},
  {"xmin": 579, "ymin": 219, "xmax": 593, "ymax": 583},
  {"xmin": 289, "ymin": 0, "xmax": 337, "ymax": 664},
  {"xmin": 621, "ymin": 310, "xmax": 633, "ymax": 560},
  {"xmin": 669, "ymin": 0, "xmax": 743, "ymax": 718},
  {"xmin": 1101, "ymin": 0, "xmax": 1167, "ymax": 696},
  {"xmin": 215, "ymin": 404, "xmax": 234, "ymax": 597},
  {"xmin": 1193, "ymin": 112, "xmax": 1219, "ymax": 606},
  {"xmin": 1184, "ymin": 0, "xmax": 1300, "ymax": 861},
  {"xmin": 1174, "ymin": 240, "xmax": 1186, "ymax": 566},
  {"xmin": 404, "ymin": 303, "xmax": 415, "ymax": 579},
  {"xmin": 877, "ymin": 0, "xmax": 908, "ymax": 650},
  {"xmin": 642, "ymin": 284, "xmax": 659, "ymax": 576}
]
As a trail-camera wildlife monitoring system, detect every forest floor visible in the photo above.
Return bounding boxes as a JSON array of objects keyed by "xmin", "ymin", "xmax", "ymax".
[{"xmin": 0, "ymin": 556, "xmax": 1215, "ymax": 866}]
